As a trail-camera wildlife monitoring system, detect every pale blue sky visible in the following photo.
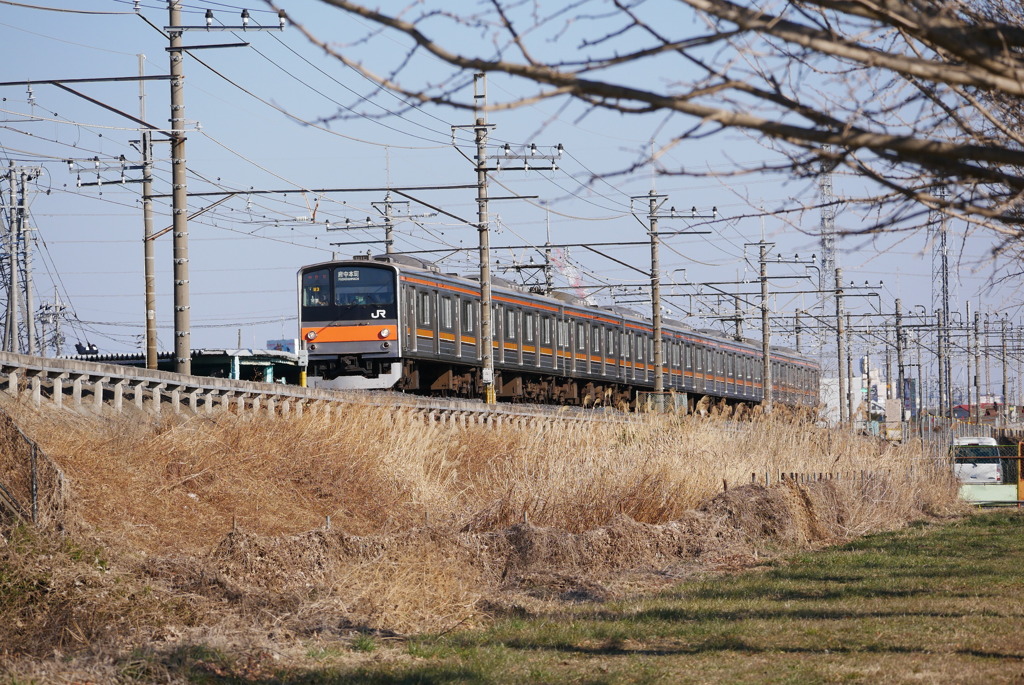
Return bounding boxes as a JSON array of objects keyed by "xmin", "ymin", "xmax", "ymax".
[{"xmin": 0, "ymin": 1, "xmax": 1012, "ymax": 397}]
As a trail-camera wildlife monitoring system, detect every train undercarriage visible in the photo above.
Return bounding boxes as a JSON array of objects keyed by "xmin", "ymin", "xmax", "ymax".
[{"xmin": 310, "ymin": 357, "xmax": 757, "ymax": 414}]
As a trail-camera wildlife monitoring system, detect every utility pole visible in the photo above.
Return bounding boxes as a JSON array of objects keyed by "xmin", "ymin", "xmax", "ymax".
[
  {"xmin": 734, "ymin": 294, "xmax": 744, "ymax": 342},
  {"xmin": 473, "ymin": 74, "xmax": 495, "ymax": 404},
  {"xmin": 974, "ymin": 310, "xmax": 982, "ymax": 424},
  {"xmin": 649, "ymin": 191, "xmax": 665, "ymax": 397},
  {"xmin": 847, "ymin": 313, "xmax": 855, "ymax": 424},
  {"xmin": 835, "ymin": 267, "xmax": 847, "ymax": 424},
  {"xmin": 3, "ymin": 163, "xmax": 41, "ymax": 354},
  {"xmin": 1002, "ymin": 317, "xmax": 1009, "ymax": 426},
  {"xmin": 139, "ymin": 54, "xmax": 158, "ymax": 369},
  {"xmin": 5, "ymin": 162, "xmax": 18, "ymax": 353},
  {"xmin": 326, "ymin": 193, "xmax": 435, "ymax": 255},
  {"xmin": 455, "ymin": 74, "xmax": 560, "ymax": 403},
  {"xmin": 165, "ymin": 2, "xmax": 284, "ymax": 373},
  {"xmin": 937, "ymin": 308, "xmax": 947, "ymax": 420},
  {"xmin": 795, "ymin": 310, "xmax": 802, "ymax": 353},
  {"xmin": 635, "ymin": 195, "xmax": 714, "ymax": 402},
  {"xmin": 896, "ymin": 299, "xmax": 906, "ymax": 422},
  {"xmin": 167, "ymin": 0, "xmax": 191, "ymax": 373},
  {"xmin": 760, "ymin": 241, "xmax": 772, "ymax": 413}
]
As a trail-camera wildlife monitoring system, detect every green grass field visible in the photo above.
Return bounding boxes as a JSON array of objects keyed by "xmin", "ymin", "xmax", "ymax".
[{"xmin": 230, "ymin": 511, "xmax": 1024, "ymax": 684}]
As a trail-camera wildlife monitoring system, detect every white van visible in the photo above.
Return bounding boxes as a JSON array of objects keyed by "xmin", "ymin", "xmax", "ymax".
[{"xmin": 952, "ymin": 436, "xmax": 1001, "ymax": 483}]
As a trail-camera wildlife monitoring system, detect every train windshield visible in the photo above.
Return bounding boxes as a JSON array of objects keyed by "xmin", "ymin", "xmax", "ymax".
[
  {"xmin": 332, "ymin": 266, "xmax": 394, "ymax": 306},
  {"xmin": 301, "ymin": 264, "xmax": 396, "ymax": 320}
]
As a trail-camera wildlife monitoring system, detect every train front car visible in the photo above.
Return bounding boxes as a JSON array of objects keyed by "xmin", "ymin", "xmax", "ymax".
[{"xmin": 298, "ymin": 259, "xmax": 402, "ymax": 390}]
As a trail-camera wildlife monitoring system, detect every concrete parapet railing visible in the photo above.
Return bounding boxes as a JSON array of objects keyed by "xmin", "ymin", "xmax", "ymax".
[{"xmin": 0, "ymin": 351, "xmax": 621, "ymax": 426}]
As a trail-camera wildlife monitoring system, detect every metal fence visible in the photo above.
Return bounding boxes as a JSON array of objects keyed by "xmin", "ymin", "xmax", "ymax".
[{"xmin": 0, "ymin": 409, "xmax": 66, "ymax": 529}]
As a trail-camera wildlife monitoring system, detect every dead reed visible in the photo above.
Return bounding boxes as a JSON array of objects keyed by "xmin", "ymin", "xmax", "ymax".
[{"xmin": 0, "ymin": 396, "xmax": 961, "ymax": 665}]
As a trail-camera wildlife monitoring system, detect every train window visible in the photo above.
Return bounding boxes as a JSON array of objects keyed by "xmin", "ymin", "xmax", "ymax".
[
  {"xmin": 440, "ymin": 297, "xmax": 453, "ymax": 330},
  {"xmin": 416, "ymin": 290, "xmax": 432, "ymax": 325},
  {"xmin": 302, "ymin": 268, "xmax": 330, "ymax": 307},
  {"xmin": 506, "ymin": 308, "xmax": 517, "ymax": 340},
  {"xmin": 524, "ymin": 313, "xmax": 534, "ymax": 342},
  {"xmin": 607, "ymin": 329, "xmax": 616, "ymax": 356},
  {"xmin": 461, "ymin": 298, "xmax": 475, "ymax": 332},
  {"xmin": 558, "ymin": 320, "xmax": 569, "ymax": 348},
  {"xmin": 577, "ymin": 322, "xmax": 587, "ymax": 351},
  {"xmin": 637, "ymin": 335, "xmax": 644, "ymax": 361},
  {"xmin": 592, "ymin": 325, "xmax": 601, "ymax": 353},
  {"xmin": 541, "ymin": 317, "xmax": 551, "ymax": 345}
]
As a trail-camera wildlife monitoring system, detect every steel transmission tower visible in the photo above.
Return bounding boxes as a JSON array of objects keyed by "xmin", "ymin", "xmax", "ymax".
[
  {"xmin": 818, "ymin": 145, "xmax": 839, "ymax": 374},
  {"xmin": 930, "ymin": 187, "xmax": 954, "ymax": 416}
]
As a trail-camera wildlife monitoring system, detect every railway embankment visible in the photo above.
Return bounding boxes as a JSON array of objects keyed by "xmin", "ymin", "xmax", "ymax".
[{"xmin": 0, "ymin": 395, "xmax": 962, "ymax": 681}]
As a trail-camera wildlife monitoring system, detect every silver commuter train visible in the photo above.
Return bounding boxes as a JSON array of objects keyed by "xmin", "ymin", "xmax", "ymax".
[{"xmin": 298, "ymin": 254, "xmax": 820, "ymax": 409}]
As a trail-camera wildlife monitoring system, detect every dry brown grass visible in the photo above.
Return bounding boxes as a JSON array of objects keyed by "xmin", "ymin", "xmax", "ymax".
[{"xmin": 0, "ymin": 394, "xmax": 963, "ymax": 674}]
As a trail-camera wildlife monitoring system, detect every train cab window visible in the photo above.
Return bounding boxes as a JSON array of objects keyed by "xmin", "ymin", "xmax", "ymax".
[
  {"xmin": 332, "ymin": 266, "xmax": 395, "ymax": 306},
  {"xmin": 506, "ymin": 308, "xmax": 517, "ymax": 340},
  {"xmin": 461, "ymin": 299, "xmax": 475, "ymax": 333},
  {"xmin": 416, "ymin": 290, "xmax": 432, "ymax": 325},
  {"xmin": 302, "ymin": 269, "xmax": 330, "ymax": 307},
  {"xmin": 440, "ymin": 296, "xmax": 453, "ymax": 330}
]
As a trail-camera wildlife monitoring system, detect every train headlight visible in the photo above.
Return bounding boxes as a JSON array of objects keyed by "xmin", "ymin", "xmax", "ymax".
[
  {"xmin": 379, "ymin": 328, "xmax": 391, "ymax": 339},
  {"xmin": 305, "ymin": 331, "xmax": 317, "ymax": 341}
]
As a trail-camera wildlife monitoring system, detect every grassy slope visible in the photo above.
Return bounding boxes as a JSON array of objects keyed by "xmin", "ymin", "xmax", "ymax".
[{"xmin": 270, "ymin": 511, "xmax": 1024, "ymax": 684}]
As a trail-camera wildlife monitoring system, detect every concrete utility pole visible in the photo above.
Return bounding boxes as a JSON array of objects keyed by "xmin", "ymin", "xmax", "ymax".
[
  {"xmin": 936, "ymin": 308, "xmax": 947, "ymax": 420},
  {"xmin": 648, "ymin": 191, "xmax": 665, "ymax": 396},
  {"xmin": 455, "ymin": 73, "xmax": 560, "ymax": 404},
  {"xmin": 165, "ymin": 2, "xmax": 283, "ymax": 373},
  {"xmin": 167, "ymin": 0, "xmax": 192, "ymax": 374},
  {"xmin": 974, "ymin": 310, "xmax": 982, "ymax": 424},
  {"xmin": 760, "ymin": 242, "xmax": 772, "ymax": 413},
  {"xmin": 3, "ymin": 164, "xmax": 41, "ymax": 354},
  {"xmin": 1002, "ymin": 317, "xmax": 1009, "ymax": 426},
  {"xmin": 635, "ymin": 196, "xmax": 714, "ymax": 403},
  {"xmin": 835, "ymin": 267, "xmax": 847, "ymax": 424},
  {"xmin": 5, "ymin": 162, "xmax": 19, "ymax": 353},
  {"xmin": 472, "ymin": 74, "xmax": 496, "ymax": 404},
  {"xmin": 139, "ymin": 54, "xmax": 158, "ymax": 370},
  {"xmin": 847, "ymin": 313, "xmax": 855, "ymax": 424},
  {"xmin": 327, "ymin": 193, "xmax": 434, "ymax": 255},
  {"xmin": 734, "ymin": 294, "xmax": 744, "ymax": 342},
  {"xmin": 895, "ymin": 299, "xmax": 906, "ymax": 422}
]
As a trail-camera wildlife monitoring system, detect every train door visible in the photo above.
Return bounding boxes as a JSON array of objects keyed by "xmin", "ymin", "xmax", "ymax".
[
  {"xmin": 503, "ymin": 305, "xmax": 516, "ymax": 366},
  {"xmin": 683, "ymin": 342, "xmax": 692, "ymax": 391},
  {"xmin": 493, "ymin": 303, "xmax": 504, "ymax": 366},
  {"xmin": 439, "ymin": 295, "xmax": 455, "ymax": 358},
  {"xmin": 558, "ymin": 318, "xmax": 569, "ymax": 373},
  {"xmin": 539, "ymin": 315, "xmax": 553, "ymax": 369},
  {"xmin": 412, "ymin": 287, "xmax": 433, "ymax": 354},
  {"xmin": 403, "ymin": 283, "xmax": 416, "ymax": 353},
  {"xmin": 606, "ymin": 327, "xmax": 617, "ymax": 378},
  {"xmin": 461, "ymin": 297, "xmax": 478, "ymax": 360}
]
